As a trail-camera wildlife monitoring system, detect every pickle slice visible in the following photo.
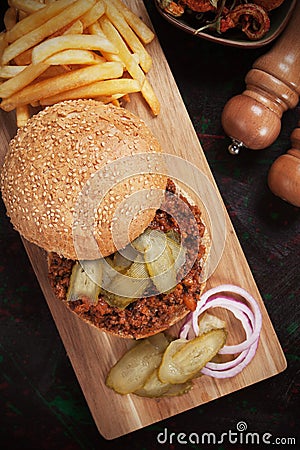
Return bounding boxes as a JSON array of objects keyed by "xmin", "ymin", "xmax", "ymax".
[
  {"xmin": 166, "ymin": 236, "xmax": 186, "ymax": 274},
  {"xmin": 158, "ymin": 338, "xmax": 188, "ymax": 384},
  {"xmin": 127, "ymin": 256, "xmax": 150, "ymax": 279},
  {"xmin": 103, "ymin": 255, "xmax": 151, "ymax": 309},
  {"xmin": 105, "ymin": 339, "xmax": 165, "ymax": 395},
  {"xmin": 166, "ymin": 229, "xmax": 181, "ymax": 244},
  {"xmin": 198, "ymin": 312, "xmax": 226, "ymax": 335},
  {"xmin": 112, "ymin": 251, "xmax": 132, "ymax": 272},
  {"xmin": 134, "ymin": 368, "xmax": 192, "ymax": 398},
  {"xmin": 148, "ymin": 332, "xmax": 173, "ymax": 352},
  {"xmin": 132, "ymin": 228, "xmax": 165, "ymax": 258},
  {"xmin": 145, "ymin": 240, "xmax": 177, "ymax": 294},
  {"xmin": 66, "ymin": 260, "xmax": 102, "ymax": 304},
  {"xmin": 159, "ymin": 329, "xmax": 227, "ymax": 384},
  {"xmin": 119, "ymin": 227, "xmax": 185, "ymax": 296},
  {"xmin": 134, "ymin": 369, "xmax": 170, "ymax": 397},
  {"xmin": 162, "ymin": 381, "xmax": 192, "ymax": 397}
]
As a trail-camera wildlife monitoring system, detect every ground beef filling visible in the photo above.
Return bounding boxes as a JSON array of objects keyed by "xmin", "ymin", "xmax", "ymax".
[{"xmin": 48, "ymin": 180, "xmax": 207, "ymax": 338}]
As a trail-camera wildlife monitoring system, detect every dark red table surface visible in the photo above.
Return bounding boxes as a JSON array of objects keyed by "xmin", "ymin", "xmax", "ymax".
[{"xmin": 0, "ymin": 2, "xmax": 299, "ymax": 449}]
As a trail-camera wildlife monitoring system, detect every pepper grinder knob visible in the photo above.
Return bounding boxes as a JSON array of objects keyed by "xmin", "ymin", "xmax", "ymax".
[
  {"xmin": 268, "ymin": 124, "xmax": 300, "ymax": 207},
  {"xmin": 221, "ymin": 2, "xmax": 300, "ymax": 153}
]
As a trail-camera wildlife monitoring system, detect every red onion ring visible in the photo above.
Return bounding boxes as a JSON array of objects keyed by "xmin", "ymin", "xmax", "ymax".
[
  {"xmin": 179, "ymin": 314, "xmax": 193, "ymax": 339},
  {"xmin": 205, "ymin": 307, "xmax": 252, "ymax": 371},
  {"xmin": 201, "ymin": 339, "xmax": 259, "ymax": 378},
  {"xmin": 178, "ymin": 284, "xmax": 262, "ymax": 378},
  {"xmin": 196, "ymin": 298, "xmax": 256, "ymax": 354}
]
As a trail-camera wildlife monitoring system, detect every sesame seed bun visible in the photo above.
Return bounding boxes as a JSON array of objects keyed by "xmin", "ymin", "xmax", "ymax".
[{"xmin": 0, "ymin": 99, "xmax": 167, "ymax": 260}]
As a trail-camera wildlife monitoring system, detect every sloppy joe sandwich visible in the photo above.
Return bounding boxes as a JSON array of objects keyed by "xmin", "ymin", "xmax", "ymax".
[{"xmin": 1, "ymin": 98, "xmax": 210, "ymax": 339}]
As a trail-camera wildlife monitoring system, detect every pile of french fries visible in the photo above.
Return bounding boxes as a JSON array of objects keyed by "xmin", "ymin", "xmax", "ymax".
[{"xmin": 0, "ymin": 0, "xmax": 160, "ymax": 127}]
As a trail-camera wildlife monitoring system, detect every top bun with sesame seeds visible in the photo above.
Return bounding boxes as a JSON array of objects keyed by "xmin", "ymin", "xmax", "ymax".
[{"xmin": 0, "ymin": 99, "xmax": 167, "ymax": 260}]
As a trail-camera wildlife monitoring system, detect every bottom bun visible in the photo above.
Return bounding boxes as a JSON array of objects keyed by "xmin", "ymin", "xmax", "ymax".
[{"xmin": 48, "ymin": 180, "xmax": 210, "ymax": 339}]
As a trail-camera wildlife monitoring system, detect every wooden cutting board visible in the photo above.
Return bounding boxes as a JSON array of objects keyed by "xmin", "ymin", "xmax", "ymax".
[{"xmin": 0, "ymin": 1, "xmax": 286, "ymax": 440}]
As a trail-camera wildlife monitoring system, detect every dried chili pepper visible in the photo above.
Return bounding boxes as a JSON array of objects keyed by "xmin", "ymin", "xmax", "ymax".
[
  {"xmin": 220, "ymin": 4, "xmax": 270, "ymax": 40},
  {"xmin": 179, "ymin": 0, "xmax": 217, "ymax": 13},
  {"xmin": 156, "ymin": 0, "xmax": 185, "ymax": 17}
]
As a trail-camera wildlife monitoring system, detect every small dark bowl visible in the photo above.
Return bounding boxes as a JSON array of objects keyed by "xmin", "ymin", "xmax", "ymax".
[{"xmin": 154, "ymin": 0, "xmax": 296, "ymax": 48}]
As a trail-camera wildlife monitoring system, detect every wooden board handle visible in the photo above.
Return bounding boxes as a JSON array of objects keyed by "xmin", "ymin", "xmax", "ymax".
[
  {"xmin": 268, "ymin": 123, "xmax": 300, "ymax": 206},
  {"xmin": 221, "ymin": 2, "xmax": 300, "ymax": 152}
]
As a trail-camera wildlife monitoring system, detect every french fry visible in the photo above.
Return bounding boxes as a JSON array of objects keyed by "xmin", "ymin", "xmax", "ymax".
[
  {"xmin": 88, "ymin": 21, "xmax": 124, "ymax": 66},
  {"xmin": 32, "ymin": 34, "xmax": 118, "ymax": 65},
  {"xmin": 8, "ymin": 0, "xmax": 45, "ymax": 14},
  {"xmin": 0, "ymin": 65, "xmax": 27, "ymax": 79},
  {"xmin": 139, "ymin": 78, "xmax": 161, "ymax": 116},
  {"xmin": 121, "ymin": 93, "xmax": 131, "ymax": 103},
  {"xmin": 94, "ymin": 93, "xmax": 126, "ymax": 103},
  {"xmin": 0, "ymin": 33, "xmax": 7, "ymax": 62},
  {"xmin": 6, "ymin": 0, "xmax": 76, "ymax": 43},
  {"xmin": 110, "ymin": 0, "xmax": 155, "ymax": 44},
  {"xmin": 103, "ymin": 1, "xmax": 152, "ymax": 73},
  {"xmin": 49, "ymin": 21, "xmax": 79, "ymax": 39},
  {"xmin": 99, "ymin": 15, "xmax": 160, "ymax": 115},
  {"xmin": 80, "ymin": 1, "xmax": 105, "ymax": 30},
  {"xmin": 2, "ymin": 0, "xmax": 96, "ymax": 65},
  {"xmin": 111, "ymin": 99, "xmax": 120, "ymax": 107},
  {"xmin": 36, "ymin": 64, "xmax": 71, "ymax": 81},
  {"xmin": 99, "ymin": 16, "xmax": 145, "ymax": 85},
  {"xmin": 13, "ymin": 48, "xmax": 32, "ymax": 65},
  {"xmin": 62, "ymin": 19, "xmax": 83, "ymax": 35},
  {"xmin": 40, "ymin": 78, "xmax": 140, "ymax": 105},
  {"xmin": 4, "ymin": 7, "xmax": 17, "ymax": 31},
  {"xmin": 44, "ymin": 49, "xmax": 105, "ymax": 66},
  {"xmin": 0, "ymin": 62, "xmax": 124, "ymax": 111},
  {"xmin": 18, "ymin": 10, "xmax": 28, "ymax": 21},
  {"xmin": 88, "ymin": 21, "xmax": 113, "ymax": 41},
  {"xmin": 16, "ymin": 104, "xmax": 30, "ymax": 128},
  {"xmin": 51, "ymin": 18, "xmax": 84, "ymax": 40},
  {"xmin": 0, "ymin": 62, "xmax": 49, "ymax": 99}
]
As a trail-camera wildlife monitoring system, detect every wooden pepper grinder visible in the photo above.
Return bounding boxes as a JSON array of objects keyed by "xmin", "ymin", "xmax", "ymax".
[
  {"xmin": 221, "ymin": 2, "xmax": 300, "ymax": 155},
  {"xmin": 268, "ymin": 122, "xmax": 300, "ymax": 206}
]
